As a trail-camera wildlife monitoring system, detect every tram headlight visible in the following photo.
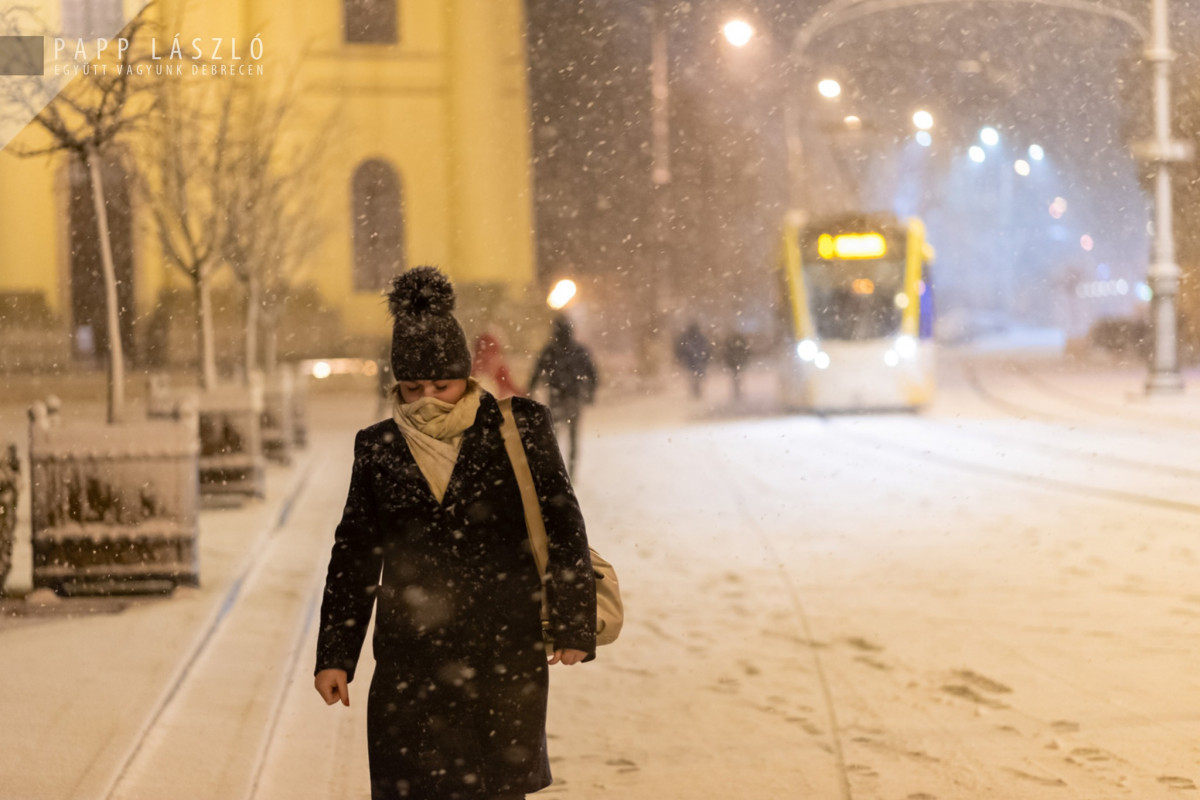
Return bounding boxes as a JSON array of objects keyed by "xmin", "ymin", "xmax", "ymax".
[
  {"xmin": 796, "ymin": 339, "xmax": 819, "ymax": 362},
  {"xmin": 814, "ymin": 352, "xmax": 831, "ymax": 370},
  {"xmin": 894, "ymin": 335, "xmax": 917, "ymax": 359}
]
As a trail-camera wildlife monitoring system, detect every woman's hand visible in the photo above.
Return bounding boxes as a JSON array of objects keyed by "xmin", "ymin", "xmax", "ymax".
[
  {"xmin": 548, "ymin": 648, "xmax": 587, "ymax": 666},
  {"xmin": 315, "ymin": 668, "xmax": 350, "ymax": 706}
]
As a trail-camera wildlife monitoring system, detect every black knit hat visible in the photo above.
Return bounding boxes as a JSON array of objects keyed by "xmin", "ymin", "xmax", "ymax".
[{"xmin": 386, "ymin": 266, "xmax": 471, "ymax": 381}]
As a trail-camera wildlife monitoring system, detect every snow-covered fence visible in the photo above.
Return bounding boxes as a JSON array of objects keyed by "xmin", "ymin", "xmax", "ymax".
[
  {"xmin": 147, "ymin": 375, "xmax": 266, "ymax": 502},
  {"xmin": 29, "ymin": 401, "xmax": 200, "ymax": 595},
  {"xmin": 0, "ymin": 442, "xmax": 19, "ymax": 591}
]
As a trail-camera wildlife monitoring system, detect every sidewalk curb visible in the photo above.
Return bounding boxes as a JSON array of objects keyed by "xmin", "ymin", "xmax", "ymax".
[{"xmin": 93, "ymin": 451, "xmax": 319, "ymax": 800}]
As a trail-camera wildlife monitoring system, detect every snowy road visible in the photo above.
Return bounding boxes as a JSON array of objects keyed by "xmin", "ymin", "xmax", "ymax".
[{"xmin": 5, "ymin": 353, "xmax": 1200, "ymax": 799}]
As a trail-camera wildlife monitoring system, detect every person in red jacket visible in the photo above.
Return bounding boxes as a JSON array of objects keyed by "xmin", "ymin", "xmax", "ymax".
[{"xmin": 471, "ymin": 331, "xmax": 525, "ymax": 400}]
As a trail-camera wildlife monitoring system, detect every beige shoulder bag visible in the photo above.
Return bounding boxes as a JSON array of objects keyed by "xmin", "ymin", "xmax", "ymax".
[{"xmin": 498, "ymin": 397, "xmax": 623, "ymax": 648}]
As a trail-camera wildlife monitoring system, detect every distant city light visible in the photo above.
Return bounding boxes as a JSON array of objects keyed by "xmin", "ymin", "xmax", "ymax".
[
  {"xmin": 722, "ymin": 19, "xmax": 754, "ymax": 47},
  {"xmin": 1049, "ymin": 196, "xmax": 1067, "ymax": 218},
  {"xmin": 1136, "ymin": 281, "xmax": 1153, "ymax": 301},
  {"xmin": 547, "ymin": 279, "xmax": 577, "ymax": 309},
  {"xmin": 312, "ymin": 361, "xmax": 333, "ymax": 380},
  {"xmin": 818, "ymin": 79, "xmax": 842, "ymax": 98},
  {"xmin": 1080, "ymin": 234, "xmax": 1094, "ymax": 251},
  {"xmin": 915, "ymin": 130, "xmax": 932, "ymax": 147},
  {"xmin": 1029, "ymin": 144, "xmax": 1045, "ymax": 161},
  {"xmin": 814, "ymin": 352, "xmax": 831, "ymax": 370},
  {"xmin": 1076, "ymin": 279, "xmax": 1132, "ymax": 298},
  {"xmin": 980, "ymin": 126, "xmax": 1000, "ymax": 146},
  {"xmin": 844, "ymin": 115, "xmax": 862, "ymax": 130},
  {"xmin": 1014, "ymin": 159, "xmax": 1031, "ymax": 176},
  {"xmin": 969, "ymin": 146, "xmax": 985, "ymax": 163},
  {"xmin": 912, "ymin": 110, "xmax": 934, "ymax": 130}
]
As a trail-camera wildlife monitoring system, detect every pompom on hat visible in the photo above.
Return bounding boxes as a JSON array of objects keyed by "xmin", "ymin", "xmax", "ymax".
[{"xmin": 386, "ymin": 266, "xmax": 472, "ymax": 381}]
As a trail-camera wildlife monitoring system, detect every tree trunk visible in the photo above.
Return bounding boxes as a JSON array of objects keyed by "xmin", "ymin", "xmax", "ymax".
[
  {"xmin": 86, "ymin": 149, "xmax": 126, "ymax": 424},
  {"xmin": 264, "ymin": 313, "xmax": 279, "ymax": 375},
  {"xmin": 196, "ymin": 265, "xmax": 217, "ymax": 390},
  {"xmin": 244, "ymin": 274, "xmax": 260, "ymax": 382}
]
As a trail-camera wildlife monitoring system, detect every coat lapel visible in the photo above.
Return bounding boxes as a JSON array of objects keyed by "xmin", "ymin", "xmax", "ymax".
[{"xmin": 441, "ymin": 394, "xmax": 502, "ymax": 509}]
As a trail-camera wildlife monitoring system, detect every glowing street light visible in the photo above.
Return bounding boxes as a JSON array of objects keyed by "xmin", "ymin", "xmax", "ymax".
[
  {"xmin": 843, "ymin": 115, "xmax": 862, "ymax": 130},
  {"xmin": 912, "ymin": 110, "xmax": 933, "ymax": 130},
  {"xmin": 722, "ymin": 19, "xmax": 754, "ymax": 47},
  {"xmin": 979, "ymin": 126, "xmax": 1000, "ymax": 146},
  {"xmin": 1028, "ymin": 144, "xmax": 1045, "ymax": 161},
  {"xmin": 547, "ymin": 279, "xmax": 577, "ymax": 310},
  {"xmin": 968, "ymin": 146, "xmax": 986, "ymax": 163},
  {"xmin": 1014, "ymin": 159, "xmax": 1031, "ymax": 176},
  {"xmin": 915, "ymin": 130, "xmax": 932, "ymax": 147},
  {"xmin": 817, "ymin": 79, "xmax": 841, "ymax": 98}
]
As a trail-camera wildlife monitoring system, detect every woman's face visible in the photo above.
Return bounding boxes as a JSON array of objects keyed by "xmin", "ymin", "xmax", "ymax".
[{"xmin": 398, "ymin": 379, "xmax": 469, "ymax": 405}]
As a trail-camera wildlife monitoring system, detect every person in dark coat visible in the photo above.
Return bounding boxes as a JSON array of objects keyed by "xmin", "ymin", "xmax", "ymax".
[
  {"xmin": 722, "ymin": 331, "xmax": 750, "ymax": 400},
  {"xmin": 527, "ymin": 315, "xmax": 597, "ymax": 476},
  {"xmin": 675, "ymin": 322, "xmax": 711, "ymax": 398},
  {"xmin": 315, "ymin": 267, "xmax": 597, "ymax": 800}
]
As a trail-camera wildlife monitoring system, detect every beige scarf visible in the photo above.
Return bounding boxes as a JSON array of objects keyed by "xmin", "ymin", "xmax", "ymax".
[{"xmin": 392, "ymin": 379, "xmax": 484, "ymax": 502}]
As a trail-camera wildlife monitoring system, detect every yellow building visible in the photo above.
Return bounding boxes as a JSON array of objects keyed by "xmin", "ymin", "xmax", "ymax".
[{"xmin": 0, "ymin": 0, "xmax": 536, "ymax": 366}]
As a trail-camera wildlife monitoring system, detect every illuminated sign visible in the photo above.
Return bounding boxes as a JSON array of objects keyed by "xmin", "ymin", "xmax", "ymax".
[{"xmin": 816, "ymin": 232, "xmax": 888, "ymax": 260}]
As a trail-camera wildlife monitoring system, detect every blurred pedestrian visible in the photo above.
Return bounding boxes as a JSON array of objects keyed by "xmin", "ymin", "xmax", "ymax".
[
  {"xmin": 675, "ymin": 322, "xmax": 711, "ymax": 398},
  {"xmin": 315, "ymin": 266, "xmax": 597, "ymax": 800},
  {"xmin": 722, "ymin": 331, "xmax": 750, "ymax": 401},
  {"xmin": 471, "ymin": 331, "xmax": 525, "ymax": 400},
  {"xmin": 528, "ymin": 314, "xmax": 598, "ymax": 475}
]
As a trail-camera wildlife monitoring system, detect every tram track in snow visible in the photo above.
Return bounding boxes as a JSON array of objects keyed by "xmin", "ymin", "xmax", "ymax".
[
  {"xmin": 712, "ymin": 436, "xmax": 1071, "ymax": 798},
  {"xmin": 101, "ymin": 450, "xmax": 327, "ymax": 800},
  {"xmin": 819, "ymin": 416, "xmax": 1200, "ymax": 519},
  {"xmin": 963, "ymin": 358, "xmax": 1200, "ymax": 433},
  {"xmin": 814, "ymin": 359, "xmax": 1200, "ymax": 517},
  {"xmin": 711, "ymin": 405, "xmax": 1200, "ymax": 797}
]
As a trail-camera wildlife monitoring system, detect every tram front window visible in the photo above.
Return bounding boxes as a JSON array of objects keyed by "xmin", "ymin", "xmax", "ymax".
[{"xmin": 804, "ymin": 259, "xmax": 905, "ymax": 340}]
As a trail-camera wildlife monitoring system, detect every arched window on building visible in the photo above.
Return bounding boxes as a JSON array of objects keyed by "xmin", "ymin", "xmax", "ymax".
[
  {"xmin": 344, "ymin": 0, "xmax": 398, "ymax": 44},
  {"xmin": 351, "ymin": 159, "xmax": 406, "ymax": 292},
  {"xmin": 61, "ymin": 0, "xmax": 124, "ymax": 37}
]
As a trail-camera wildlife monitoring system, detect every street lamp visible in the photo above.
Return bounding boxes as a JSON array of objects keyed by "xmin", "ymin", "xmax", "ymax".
[
  {"xmin": 817, "ymin": 78, "xmax": 842, "ymax": 98},
  {"xmin": 722, "ymin": 19, "xmax": 754, "ymax": 47},
  {"xmin": 547, "ymin": 279, "xmax": 577, "ymax": 310},
  {"xmin": 912, "ymin": 109, "xmax": 933, "ymax": 130},
  {"xmin": 980, "ymin": 126, "xmax": 1000, "ymax": 146}
]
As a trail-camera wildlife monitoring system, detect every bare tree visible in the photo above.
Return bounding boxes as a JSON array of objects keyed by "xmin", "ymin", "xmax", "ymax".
[
  {"xmin": 3, "ymin": 9, "xmax": 155, "ymax": 422},
  {"xmin": 137, "ymin": 70, "xmax": 241, "ymax": 390},
  {"xmin": 221, "ymin": 81, "xmax": 333, "ymax": 377}
]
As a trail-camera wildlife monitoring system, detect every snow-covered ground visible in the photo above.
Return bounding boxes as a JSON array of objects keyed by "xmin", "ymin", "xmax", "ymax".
[{"xmin": 4, "ymin": 352, "xmax": 1200, "ymax": 799}]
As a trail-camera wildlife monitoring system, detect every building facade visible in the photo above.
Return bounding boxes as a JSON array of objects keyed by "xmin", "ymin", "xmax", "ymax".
[{"xmin": 0, "ymin": 0, "xmax": 537, "ymax": 366}]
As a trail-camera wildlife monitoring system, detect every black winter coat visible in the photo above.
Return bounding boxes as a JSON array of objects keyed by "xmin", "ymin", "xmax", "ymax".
[{"xmin": 315, "ymin": 393, "xmax": 596, "ymax": 800}]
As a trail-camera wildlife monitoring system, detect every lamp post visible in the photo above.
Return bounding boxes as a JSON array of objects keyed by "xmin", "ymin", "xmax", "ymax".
[{"xmin": 1139, "ymin": 0, "xmax": 1190, "ymax": 393}]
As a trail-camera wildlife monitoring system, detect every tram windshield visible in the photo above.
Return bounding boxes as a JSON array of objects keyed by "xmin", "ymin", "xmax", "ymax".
[{"xmin": 804, "ymin": 258, "xmax": 906, "ymax": 340}]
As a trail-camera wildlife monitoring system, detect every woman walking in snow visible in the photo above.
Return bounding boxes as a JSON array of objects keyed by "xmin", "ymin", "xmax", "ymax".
[{"xmin": 314, "ymin": 266, "xmax": 597, "ymax": 800}]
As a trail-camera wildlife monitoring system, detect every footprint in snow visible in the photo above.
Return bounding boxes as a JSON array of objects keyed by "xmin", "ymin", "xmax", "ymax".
[
  {"xmin": 952, "ymin": 669, "xmax": 1012, "ymax": 694},
  {"xmin": 941, "ymin": 684, "xmax": 1008, "ymax": 709}
]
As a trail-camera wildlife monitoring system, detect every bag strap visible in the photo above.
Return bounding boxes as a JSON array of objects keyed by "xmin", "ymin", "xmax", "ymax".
[{"xmin": 497, "ymin": 398, "xmax": 553, "ymax": 629}]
